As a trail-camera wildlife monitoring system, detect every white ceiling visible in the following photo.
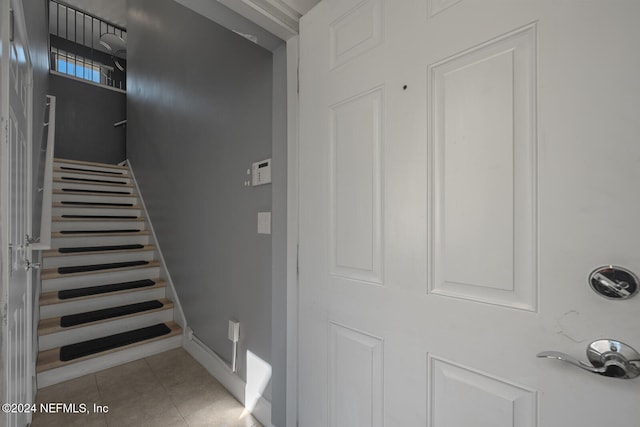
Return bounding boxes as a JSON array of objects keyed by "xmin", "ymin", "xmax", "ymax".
[{"xmin": 59, "ymin": 0, "xmax": 321, "ymax": 32}]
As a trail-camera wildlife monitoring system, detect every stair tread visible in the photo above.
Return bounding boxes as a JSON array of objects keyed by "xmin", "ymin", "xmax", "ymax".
[
  {"xmin": 40, "ymin": 279, "xmax": 166, "ymax": 306},
  {"xmin": 54, "ymin": 177, "xmax": 133, "ymax": 188},
  {"xmin": 39, "ymin": 298, "xmax": 174, "ymax": 335},
  {"xmin": 58, "ymin": 260, "xmax": 151, "ymax": 274},
  {"xmin": 44, "ymin": 244, "xmax": 154, "ymax": 257},
  {"xmin": 53, "ymin": 175, "xmax": 135, "ymax": 188},
  {"xmin": 52, "ymin": 202, "xmax": 142, "ymax": 210},
  {"xmin": 51, "ymin": 230, "xmax": 150, "ymax": 238},
  {"xmin": 41, "ymin": 260, "xmax": 160, "ymax": 280},
  {"xmin": 53, "ymin": 216, "xmax": 144, "ymax": 222},
  {"xmin": 53, "ymin": 189, "xmax": 136, "ymax": 197},
  {"xmin": 54, "ymin": 158, "xmax": 129, "ymax": 170},
  {"xmin": 54, "ymin": 167, "xmax": 129, "ymax": 179},
  {"xmin": 37, "ymin": 322, "xmax": 181, "ymax": 372}
]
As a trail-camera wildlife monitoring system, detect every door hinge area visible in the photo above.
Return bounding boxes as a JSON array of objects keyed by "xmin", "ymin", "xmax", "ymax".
[{"xmin": 10, "ymin": 9, "xmax": 14, "ymax": 42}]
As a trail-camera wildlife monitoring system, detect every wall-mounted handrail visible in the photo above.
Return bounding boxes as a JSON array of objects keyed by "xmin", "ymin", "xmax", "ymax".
[
  {"xmin": 32, "ymin": 95, "xmax": 56, "ymax": 250},
  {"xmin": 113, "ymin": 119, "xmax": 127, "ymax": 128}
]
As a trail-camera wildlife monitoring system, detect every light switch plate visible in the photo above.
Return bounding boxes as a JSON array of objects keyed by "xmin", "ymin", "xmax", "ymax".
[{"xmin": 258, "ymin": 212, "xmax": 271, "ymax": 235}]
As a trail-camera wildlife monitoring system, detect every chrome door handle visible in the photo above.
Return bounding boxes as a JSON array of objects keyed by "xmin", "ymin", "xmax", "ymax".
[
  {"xmin": 537, "ymin": 339, "xmax": 640, "ymax": 379},
  {"xmin": 25, "ymin": 260, "xmax": 40, "ymax": 271}
]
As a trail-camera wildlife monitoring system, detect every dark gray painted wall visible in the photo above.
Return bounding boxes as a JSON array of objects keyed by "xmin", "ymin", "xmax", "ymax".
[
  {"xmin": 127, "ymin": 0, "xmax": 273, "ymax": 391},
  {"xmin": 50, "ymin": 74, "xmax": 126, "ymax": 164}
]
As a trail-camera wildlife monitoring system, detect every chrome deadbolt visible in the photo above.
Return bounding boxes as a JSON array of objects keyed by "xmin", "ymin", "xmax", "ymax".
[{"xmin": 588, "ymin": 265, "xmax": 638, "ymax": 300}]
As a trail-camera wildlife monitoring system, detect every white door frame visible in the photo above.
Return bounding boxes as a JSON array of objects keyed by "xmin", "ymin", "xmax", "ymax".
[{"xmin": 285, "ymin": 34, "xmax": 300, "ymax": 427}]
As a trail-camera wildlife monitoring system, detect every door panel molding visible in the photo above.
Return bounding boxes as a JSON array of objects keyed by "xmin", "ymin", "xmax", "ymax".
[
  {"xmin": 428, "ymin": 23, "xmax": 538, "ymax": 311},
  {"xmin": 329, "ymin": 321, "xmax": 384, "ymax": 427},
  {"xmin": 329, "ymin": 0, "xmax": 383, "ymax": 69},
  {"xmin": 329, "ymin": 86, "xmax": 385, "ymax": 285},
  {"xmin": 428, "ymin": 355, "xmax": 537, "ymax": 427}
]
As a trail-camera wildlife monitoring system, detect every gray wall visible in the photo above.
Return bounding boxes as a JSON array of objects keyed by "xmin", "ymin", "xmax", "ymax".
[
  {"xmin": 50, "ymin": 74, "xmax": 126, "ymax": 164},
  {"xmin": 127, "ymin": 0, "xmax": 274, "ymax": 391}
]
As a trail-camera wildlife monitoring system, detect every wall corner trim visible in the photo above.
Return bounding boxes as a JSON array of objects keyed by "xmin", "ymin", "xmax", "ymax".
[{"xmin": 184, "ymin": 333, "xmax": 275, "ymax": 427}]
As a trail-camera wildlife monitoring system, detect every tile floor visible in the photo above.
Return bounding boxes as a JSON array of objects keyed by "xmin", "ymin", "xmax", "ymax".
[{"xmin": 31, "ymin": 348, "xmax": 263, "ymax": 427}]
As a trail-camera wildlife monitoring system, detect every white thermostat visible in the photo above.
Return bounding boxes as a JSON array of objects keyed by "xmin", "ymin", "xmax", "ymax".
[{"xmin": 252, "ymin": 158, "xmax": 272, "ymax": 186}]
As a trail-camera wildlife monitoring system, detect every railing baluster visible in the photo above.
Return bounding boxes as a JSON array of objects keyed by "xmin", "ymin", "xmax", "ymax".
[{"xmin": 49, "ymin": 0, "xmax": 126, "ymax": 90}]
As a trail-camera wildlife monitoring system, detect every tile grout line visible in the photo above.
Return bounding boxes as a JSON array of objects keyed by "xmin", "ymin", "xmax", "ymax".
[{"xmin": 143, "ymin": 353, "xmax": 191, "ymax": 427}]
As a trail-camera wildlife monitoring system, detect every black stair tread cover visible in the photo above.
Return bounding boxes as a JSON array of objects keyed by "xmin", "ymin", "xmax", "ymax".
[
  {"xmin": 59, "ymin": 229, "xmax": 141, "ymax": 234},
  {"xmin": 60, "ymin": 300, "xmax": 164, "ymax": 327},
  {"xmin": 61, "ymin": 201, "xmax": 134, "ymax": 206},
  {"xmin": 58, "ymin": 279, "xmax": 156, "ymax": 300},
  {"xmin": 60, "ymin": 166, "xmax": 124, "ymax": 175},
  {"xmin": 59, "ymin": 323, "xmax": 172, "ymax": 362},
  {"xmin": 61, "ymin": 215, "xmax": 139, "ymax": 219},
  {"xmin": 58, "ymin": 244, "xmax": 144, "ymax": 253},
  {"xmin": 61, "ymin": 177, "xmax": 128, "ymax": 185},
  {"xmin": 61, "ymin": 188, "xmax": 131, "ymax": 195},
  {"xmin": 57, "ymin": 260, "xmax": 149, "ymax": 274}
]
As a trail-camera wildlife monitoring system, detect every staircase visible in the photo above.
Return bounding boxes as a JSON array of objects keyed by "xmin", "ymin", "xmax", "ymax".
[{"xmin": 36, "ymin": 158, "xmax": 182, "ymax": 388}]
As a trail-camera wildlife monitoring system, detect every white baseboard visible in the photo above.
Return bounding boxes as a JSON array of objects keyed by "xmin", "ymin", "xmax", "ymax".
[{"xmin": 183, "ymin": 334, "xmax": 273, "ymax": 427}]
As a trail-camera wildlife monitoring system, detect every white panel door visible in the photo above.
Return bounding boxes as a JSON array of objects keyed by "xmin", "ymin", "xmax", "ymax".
[
  {"xmin": 1, "ymin": 1, "xmax": 34, "ymax": 426},
  {"xmin": 298, "ymin": 0, "xmax": 640, "ymax": 426}
]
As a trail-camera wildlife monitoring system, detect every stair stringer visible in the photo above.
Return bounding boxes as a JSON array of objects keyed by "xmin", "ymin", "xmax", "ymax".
[{"xmin": 126, "ymin": 160, "xmax": 188, "ymax": 332}]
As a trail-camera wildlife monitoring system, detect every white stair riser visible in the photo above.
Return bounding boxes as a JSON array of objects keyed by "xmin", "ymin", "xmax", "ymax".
[
  {"xmin": 40, "ymin": 286, "xmax": 167, "ymax": 319},
  {"xmin": 51, "ymin": 234, "xmax": 150, "ymax": 248},
  {"xmin": 53, "ymin": 181, "xmax": 134, "ymax": 194},
  {"xmin": 43, "ymin": 251, "xmax": 155, "ymax": 269},
  {"xmin": 37, "ymin": 335, "xmax": 182, "ymax": 388},
  {"xmin": 42, "ymin": 266, "xmax": 160, "ymax": 292},
  {"xmin": 52, "ymin": 207, "xmax": 142, "ymax": 217},
  {"xmin": 39, "ymin": 308, "xmax": 173, "ymax": 351},
  {"xmin": 53, "ymin": 193, "xmax": 138, "ymax": 205},
  {"xmin": 54, "ymin": 162, "xmax": 130, "ymax": 176},
  {"xmin": 52, "ymin": 220, "xmax": 146, "ymax": 232},
  {"xmin": 53, "ymin": 172, "xmax": 132, "ymax": 185}
]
